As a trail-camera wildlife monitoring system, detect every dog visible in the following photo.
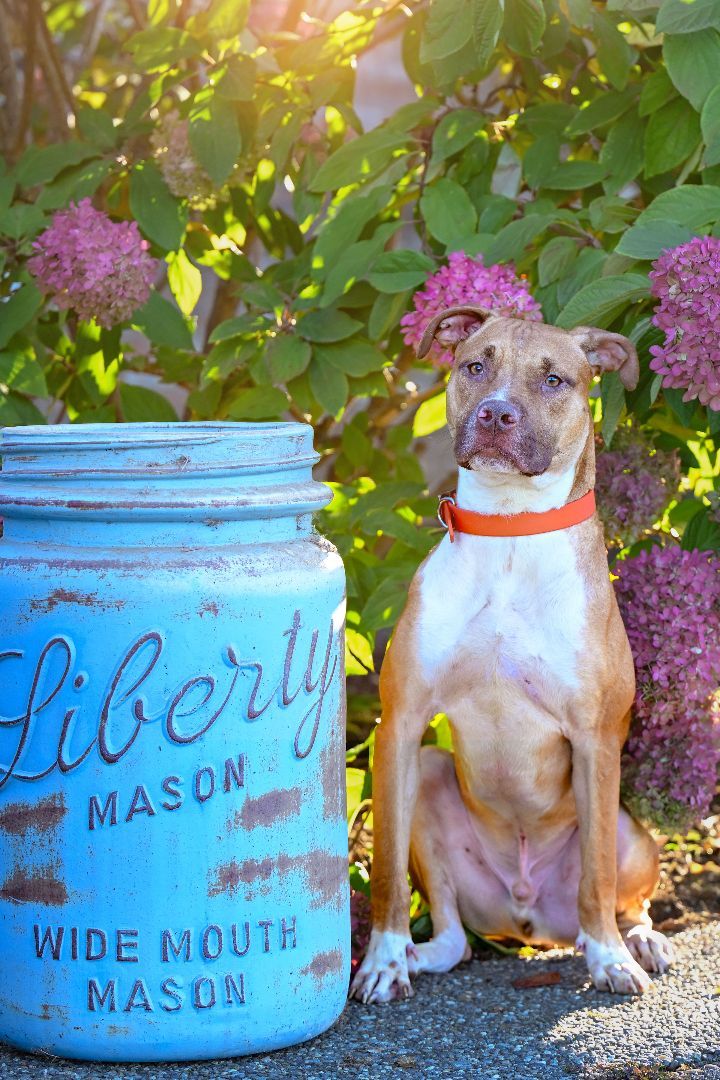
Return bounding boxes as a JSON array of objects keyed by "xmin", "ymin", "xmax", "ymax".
[{"xmin": 349, "ymin": 305, "xmax": 673, "ymax": 1004}]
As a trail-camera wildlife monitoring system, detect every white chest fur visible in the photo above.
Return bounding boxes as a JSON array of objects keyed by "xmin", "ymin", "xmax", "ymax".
[{"xmin": 415, "ymin": 468, "xmax": 588, "ymax": 717}]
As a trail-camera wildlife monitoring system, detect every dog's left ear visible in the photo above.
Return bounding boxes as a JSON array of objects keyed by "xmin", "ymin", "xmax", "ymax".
[
  {"xmin": 569, "ymin": 326, "xmax": 639, "ymax": 390},
  {"xmin": 417, "ymin": 304, "xmax": 493, "ymax": 359}
]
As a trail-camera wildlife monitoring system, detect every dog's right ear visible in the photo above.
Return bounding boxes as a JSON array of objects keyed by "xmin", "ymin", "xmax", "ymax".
[{"xmin": 417, "ymin": 305, "xmax": 493, "ymax": 360}]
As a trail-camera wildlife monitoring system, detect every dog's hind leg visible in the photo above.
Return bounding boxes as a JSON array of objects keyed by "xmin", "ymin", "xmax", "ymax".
[
  {"xmin": 616, "ymin": 809, "xmax": 674, "ymax": 975},
  {"xmin": 407, "ymin": 746, "xmax": 509, "ymax": 974}
]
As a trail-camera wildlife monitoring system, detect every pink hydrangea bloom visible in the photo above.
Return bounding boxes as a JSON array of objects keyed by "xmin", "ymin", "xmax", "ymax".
[
  {"xmin": 28, "ymin": 199, "xmax": 155, "ymax": 329},
  {"xmin": 595, "ymin": 437, "xmax": 679, "ymax": 547},
  {"xmin": 649, "ymin": 235, "xmax": 720, "ymax": 410},
  {"xmin": 400, "ymin": 252, "xmax": 542, "ymax": 366},
  {"xmin": 614, "ymin": 545, "xmax": 720, "ymax": 832},
  {"xmin": 350, "ymin": 889, "xmax": 372, "ymax": 976}
]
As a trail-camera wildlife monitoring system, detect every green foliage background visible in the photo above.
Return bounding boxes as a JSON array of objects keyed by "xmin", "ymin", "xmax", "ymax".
[{"xmin": 1, "ymin": 0, "xmax": 719, "ymax": 845}]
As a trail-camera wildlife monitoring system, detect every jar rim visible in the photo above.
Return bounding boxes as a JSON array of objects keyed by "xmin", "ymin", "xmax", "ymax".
[{"xmin": 1, "ymin": 421, "xmax": 311, "ymax": 453}]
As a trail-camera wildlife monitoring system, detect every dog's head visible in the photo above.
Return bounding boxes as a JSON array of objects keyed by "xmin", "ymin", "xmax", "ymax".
[{"xmin": 418, "ymin": 305, "xmax": 638, "ymax": 478}]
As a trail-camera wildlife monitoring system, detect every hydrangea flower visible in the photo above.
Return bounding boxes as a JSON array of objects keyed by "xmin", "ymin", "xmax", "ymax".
[
  {"xmin": 400, "ymin": 252, "xmax": 542, "ymax": 366},
  {"xmin": 350, "ymin": 889, "xmax": 372, "ymax": 975},
  {"xmin": 151, "ymin": 110, "xmax": 214, "ymax": 204},
  {"xmin": 649, "ymin": 235, "xmax": 720, "ymax": 410},
  {"xmin": 28, "ymin": 199, "xmax": 156, "ymax": 329},
  {"xmin": 595, "ymin": 434, "xmax": 679, "ymax": 547},
  {"xmin": 614, "ymin": 545, "xmax": 720, "ymax": 833}
]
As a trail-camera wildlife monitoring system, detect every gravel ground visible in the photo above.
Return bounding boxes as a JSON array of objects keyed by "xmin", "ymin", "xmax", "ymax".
[{"xmin": 1, "ymin": 923, "xmax": 719, "ymax": 1080}]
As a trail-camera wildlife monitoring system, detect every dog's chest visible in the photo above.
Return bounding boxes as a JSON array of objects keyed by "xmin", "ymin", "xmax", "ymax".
[{"xmin": 416, "ymin": 532, "xmax": 587, "ymax": 707}]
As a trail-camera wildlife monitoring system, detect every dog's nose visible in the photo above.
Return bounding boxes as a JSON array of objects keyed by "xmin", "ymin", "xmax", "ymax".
[{"xmin": 476, "ymin": 399, "xmax": 521, "ymax": 430}]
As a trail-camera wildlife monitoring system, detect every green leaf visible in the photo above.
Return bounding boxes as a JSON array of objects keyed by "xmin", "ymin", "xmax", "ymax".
[
  {"xmin": 368, "ymin": 290, "xmax": 411, "ymax": 341},
  {"xmin": 546, "ymin": 160, "xmax": 607, "ymax": 189},
  {"xmin": 664, "ymin": 30, "xmax": 720, "ymax": 111},
  {"xmin": 555, "ymin": 274, "xmax": 651, "ymax": 329},
  {"xmin": 313, "ymin": 187, "xmax": 391, "ymax": 273},
  {"xmin": 421, "ymin": 0, "xmax": 473, "ymax": 61},
  {"xmin": 502, "ymin": 0, "xmax": 545, "ymax": 55},
  {"xmin": 310, "ymin": 130, "xmax": 409, "ymax": 193},
  {"xmin": 361, "ymin": 577, "xmax": 408, "ymax": 632},
  {"xmin": 538, "ymin": 237, "xmax": 577, "ymax": 287},
  {"xmin": 420, "ymin": 178, "xmax": 478, "ymax": 248},
  {"xmin": 644, "ymin": 97, "xmax": 701, "ymax": 178},
  {"xmin": 430, "ymin": 110, "xmax": 487, "ymax": 166},
  {"xmin": 321, "ymin": 222, "xmax": 403, "ymax": 306},
  {"xmin": 0, "ymin": 284, "xmax": 43, "ymax": 349},
  {"xmin": 0, "ymin": 349, "xmax": 47, "ymax": 396},
  {"xmin": 701, "ymin": 85, "xmax": 720, "ymax": 159},
  {"xmin": 76, "ymin": 106, "xmax": 118, "ymax": 149},
  {"xmin": 600, "ymin": 370, "xmax": 625, "ymax": 445},
  {"xmin": 188, "ymin": 92, "xmax": 241, "ymax": 186},
  {"xmin": 657, "ymin": 0, "xmax": 720, "ymax": 34},
  {"xmin": 0, "ymin": 204, "xmax": 45, "ymax": 241},
  {"xmin": 130, "ymin": 161, "xmax": 187, "ymax": 250},
  {"xmin": 565, "ymin": 88, "xmax": 636, "ymax": 136},
  {"xmin": 207, "ymin": 313, "xmax": 263, "ymax": 343},
  {"xmin": 216, "ymin": 56, "xmax": 256, "ymax": 101},
  {"xmin": 472, "ymin": 0, "xmax": 505, "ymax": 70},
  {"xmin": 35, "ymin": 158, "xmax": 111, "ymax": 211},
  {"xmin": 367, "ymin": 250, "xmax": 434, "ymax": 293},
  {"xmin": 615, "ymin": 220, "xmax": 694, "ymax": 260},
  {"xmin": 126, "ymin": 27, "xmax": 199, "ymax": 71},
  {"xmin": 266, "ymin": 335, "xmax": 312, "ymax": 381},
  {"xmin": 593, "ymin": 10, "xmax": 633, "ymax": 90},
  {"xmin": 599, "ymin": 108, "xmax": 645, "ymax": 195},
  {"xmin": 681, "ymin": 507, "xmax": 720, "ymax": 551},
  {"xmin": 483, "ymin": 213, "xmax": 551, "ymax": 264},
  {"xmin": 132, "ymin": 291, "xmax": 194, "ymax": 350},
  {"xmin": 119, "ymin": 383, "xmax": 178, "ymax": 422},
  {"xmin": 314, "ymin": 339, "xmax": 386, "ymax": 377},
  {"xmin": 308, "ymin": 356, "xmax": 349, "ymax": 415},
  {"xmin": 227, "ymin": 385, "xmax": 288, "ymax": 420},
  {"xmin": 628, "ymin": 184, "xmax": 720, "ymax": 231},
  {"xmin": 167, "ymin": 249, "xmax": 202, "ymax": 315},
  {"xmin": 638, "ymin": 69, "xmax": 677, "ymax": 117},
  {"xmin": 413, "ymin": 391, "xmax": 447, "ymax": 437},
  {"xmin": 297, "ymin": 310, "xmax": 363, "ymax": 342},
  {"xmin": 345, "ymin": 627, "xmax": 374, "ymax": 675},
  {"xmin": 16, "ymin": 143, "xmax": 100, "ymax": 188},
  {"xmin": 0, "ymin": 391, "xmax": 46, "ymax": 426}
]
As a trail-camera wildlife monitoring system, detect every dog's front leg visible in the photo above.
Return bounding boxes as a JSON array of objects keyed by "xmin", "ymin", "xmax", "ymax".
[
  {"xmin": 349, "ymin": 636, "xmax": 430, "ymax": 1004},
  {"xmin": 571, "ymin": 727, "xmax": 651, "ymax": 995}
]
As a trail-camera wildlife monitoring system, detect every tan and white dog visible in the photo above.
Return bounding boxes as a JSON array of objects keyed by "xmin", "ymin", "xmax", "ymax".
[{"xmin": 350, "ymin": 305, "xmax": 673, "ymax": 1004}]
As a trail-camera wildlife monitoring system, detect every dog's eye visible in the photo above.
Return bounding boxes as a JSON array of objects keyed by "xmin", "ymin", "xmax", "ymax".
[
  {"xmin": 466, "ymin": 362, "xmax": 484, "ymax": 376},
  {"xmin": 545, "ymin": 374, "xmax": 563, "ymax": 387}
]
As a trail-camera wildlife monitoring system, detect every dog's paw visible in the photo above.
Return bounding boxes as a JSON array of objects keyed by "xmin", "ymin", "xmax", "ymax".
[
  {"xmin": 624, "ymin": 925, "xmax": 674, "ymax": 974},
  {"xmin": 576, "ymin": 933, "xmax": 652, "ymax": 995},
  {"xmin": 349, "ymin": 930, "xmax": 414, "ymax": 1004}
]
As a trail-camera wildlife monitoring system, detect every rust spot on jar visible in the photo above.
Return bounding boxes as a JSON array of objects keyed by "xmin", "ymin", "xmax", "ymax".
[
  {"xmin": 0, "ymin": 868, "xmax": 68, "ymax": 906},
  {"xmin": 29, "ymin": 589, "xmax": 125, "ymax": 613},
  {"xmin": 231, "ymin": 787, "xmax": 302, "ymax": 831},
  {"xmin": 301, "ymin": 948, "xmax": 344, "ymax": 988},
  {"xmin": 198, "ymin": 600, "xmax": 219, "ymax": 618},
  {"xmin": 0, "ymin": 794, "xmax": 66, "ymax": 836},
  {"xmin": 305, "ymin": 850, "xmax": 348, "ymax": 911},
  {"xmin": 319, "ymin": 736, "xmax": 345, "ymax": 822},
  {"xmin": 207, "ymin": 857, "xmax": 276, "ymax": 898}
]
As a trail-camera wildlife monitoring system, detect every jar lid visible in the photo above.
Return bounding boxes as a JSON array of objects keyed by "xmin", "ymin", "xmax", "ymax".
[{"xmin": 0, "ymin": 422, "xmax": 319, "ymax": 478}]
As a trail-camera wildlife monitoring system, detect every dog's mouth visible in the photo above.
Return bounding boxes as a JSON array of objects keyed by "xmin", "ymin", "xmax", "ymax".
[{"xmin": 454, "ymin": 431, "xmax": 552, "ymax": 478}]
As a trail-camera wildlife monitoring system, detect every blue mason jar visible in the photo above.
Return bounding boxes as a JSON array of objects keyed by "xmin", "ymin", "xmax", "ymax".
[{"xmin": 0, "ymin": 422, "xmax": 348, "ymax": 1062}]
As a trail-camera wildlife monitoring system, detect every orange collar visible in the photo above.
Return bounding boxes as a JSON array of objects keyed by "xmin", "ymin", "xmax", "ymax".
[{"xmin": 437, "ymin": 489, "xmax": 596, "ymax": 542}]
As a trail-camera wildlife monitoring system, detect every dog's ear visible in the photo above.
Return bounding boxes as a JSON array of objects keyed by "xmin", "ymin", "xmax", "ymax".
[
  {"xmin": 417, "ymin": 305, "xmax": 493, "ymax": 360},
  {"xmin": 568, "ymin": 327, "xmax": 639, "ymax": 390}
]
